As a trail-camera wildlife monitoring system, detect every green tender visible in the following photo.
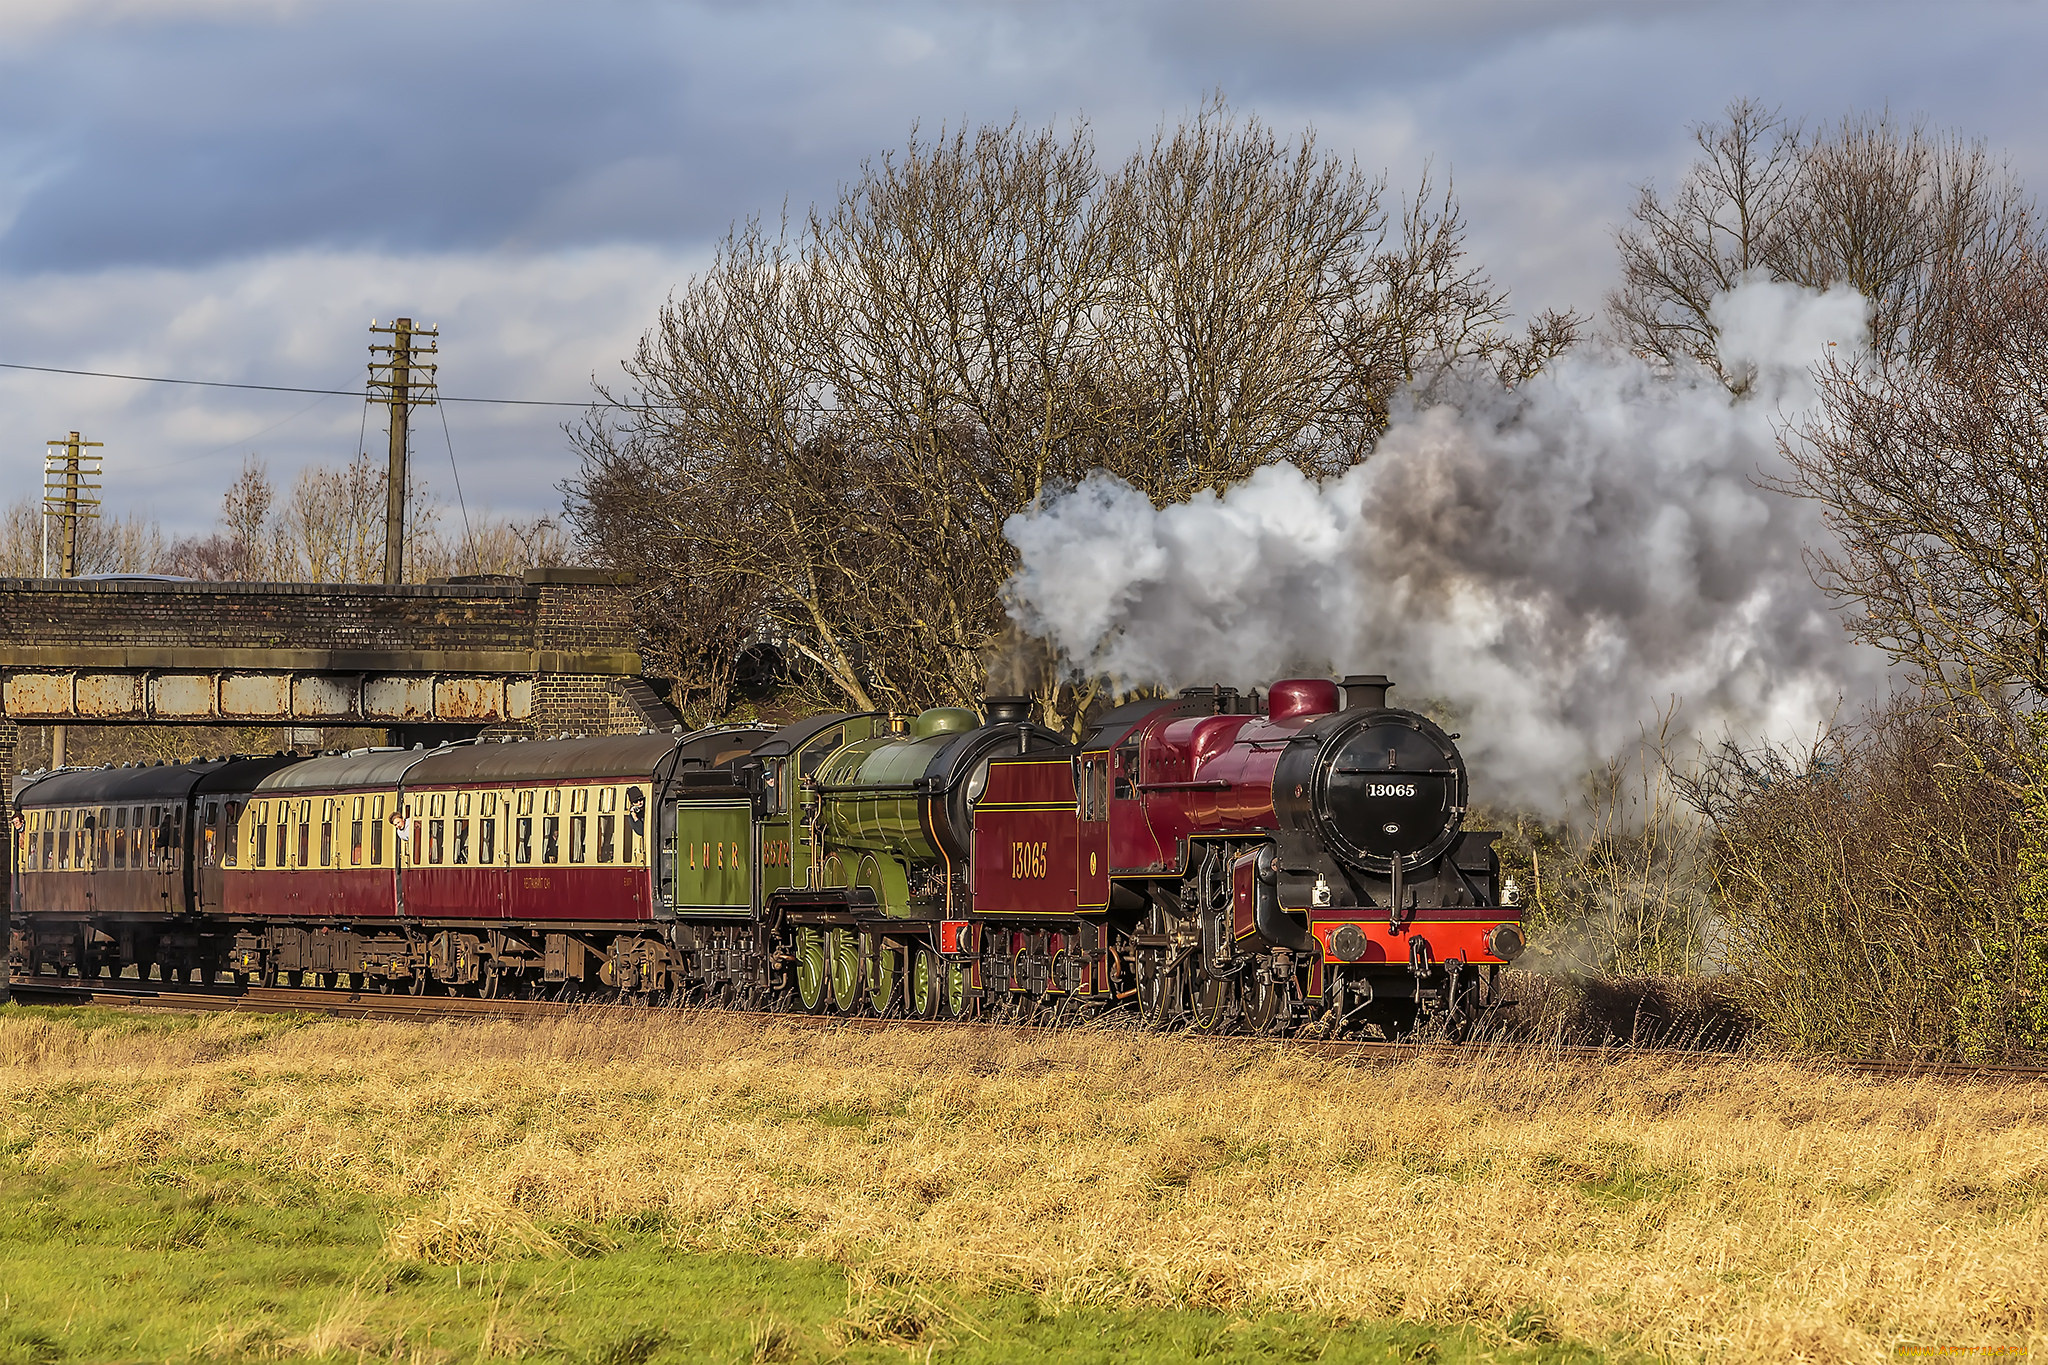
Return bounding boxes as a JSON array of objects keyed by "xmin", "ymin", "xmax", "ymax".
[{"xmin": 670, "ymin": 800, "xmax": 753, "ymax": 913}]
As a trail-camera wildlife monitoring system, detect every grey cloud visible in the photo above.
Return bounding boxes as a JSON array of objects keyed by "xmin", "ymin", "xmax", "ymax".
[{"xmin": 4, "ymin": 0, "xmax": 2048, "ymax": 539}]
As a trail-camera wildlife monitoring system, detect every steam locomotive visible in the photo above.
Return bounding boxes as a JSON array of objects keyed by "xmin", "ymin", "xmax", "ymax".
[{"xmin": 9, "ymin": 676, "xmax": 1522, "ymax": 1037}]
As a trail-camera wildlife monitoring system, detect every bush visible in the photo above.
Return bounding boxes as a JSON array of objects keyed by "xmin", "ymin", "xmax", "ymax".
[
  {"xmin": 1481, "ymin": 722, "xmax": 1715, "ymax": 980},
  {"xmin": 1690, "ymin": 698, "xmax": 2048, "ymax": 1061}
]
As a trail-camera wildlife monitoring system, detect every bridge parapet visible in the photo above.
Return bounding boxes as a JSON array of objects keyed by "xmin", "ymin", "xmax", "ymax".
[{"xmin": 0, "ymin": 568, "xmax": 673, "ymax": 733}]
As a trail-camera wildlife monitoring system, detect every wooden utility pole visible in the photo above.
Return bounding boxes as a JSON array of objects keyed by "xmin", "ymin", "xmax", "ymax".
[
  {"xmin": 368, "ymin": 317, "xmax": 438, "ymax": 585},
  {"xmin": 42, "ymin": 432, "xmax": 101, "ymax": 770}
]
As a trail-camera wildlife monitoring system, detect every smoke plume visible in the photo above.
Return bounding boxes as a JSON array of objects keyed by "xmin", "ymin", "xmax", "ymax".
[{"xmin": 1003, "ymin": 281, "xmax": 1892, "ymax": 808}]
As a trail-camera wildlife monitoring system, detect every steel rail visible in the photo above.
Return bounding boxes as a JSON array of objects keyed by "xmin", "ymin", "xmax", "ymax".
[{"xmin": 10, "ymin": 974, "xmax": 2048, "ymax": 1082}]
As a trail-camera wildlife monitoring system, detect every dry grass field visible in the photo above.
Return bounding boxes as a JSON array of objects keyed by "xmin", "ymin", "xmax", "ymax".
[{"xmin": 3, "ymin": 1006, "xmax": 2045, "ymax": 1363}]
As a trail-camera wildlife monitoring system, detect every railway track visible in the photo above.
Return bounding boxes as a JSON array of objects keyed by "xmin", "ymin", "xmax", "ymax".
[{"xmin": 9, "ymin": 972, "xmax": 2048, "ymax": 1082}]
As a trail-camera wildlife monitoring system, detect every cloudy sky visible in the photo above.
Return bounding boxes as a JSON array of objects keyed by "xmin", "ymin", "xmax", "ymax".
[{"xmin": 2, "ymin": 0, "xmax": 2043, "ymax": 541}]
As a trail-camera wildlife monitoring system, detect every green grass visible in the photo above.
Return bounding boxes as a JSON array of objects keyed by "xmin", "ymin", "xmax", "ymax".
[{"xmin": 0, "ymin": 1160, "xmax": 1606, "ymax": 1364}]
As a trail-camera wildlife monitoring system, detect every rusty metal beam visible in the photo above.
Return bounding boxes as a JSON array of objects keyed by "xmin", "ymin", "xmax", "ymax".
[{"xmin": 0, "ymin": 670, "xmax": 536, "ymax": 724}]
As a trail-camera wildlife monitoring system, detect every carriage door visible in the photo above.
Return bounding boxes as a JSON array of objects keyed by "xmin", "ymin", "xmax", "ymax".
[
  {"xmin": 146, "ymin": 805, "xmax": 170, "ymax": 909},
  {"xmin": 1076, "ymin": 751, "xmax": 1111, "ymax": 910}
]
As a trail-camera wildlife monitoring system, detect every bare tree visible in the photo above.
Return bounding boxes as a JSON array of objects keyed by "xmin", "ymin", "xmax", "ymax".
[
  {"xmin": 1610, "ymin": 99, "xmax": 2040, "ymax": 384},
  {"xmin": 165, "ymin": 452, "xmax": 557, "ymax": 585},
  {"xmin": 0, "ymin": 499, "xmax": 167, "ymax": 577},
  {"xmin": 435, "ymin": 515, "xmax": 570, "ymax": 579},
  {"xmin": 279, "ymin": 454, "xmax": 386, "ymax": 582},
  {"xmin": 1610, "ymin": 98, "xmax": 1806, "ymax": 379},
  {"xmin": 571, "ymin": 103, "xmax": 1572, "ymax": 726},
  {"xmin": 1778, "ymin": 246, "xmax": 2048, "ymax": 708},
  {"xmin": 167, "ymin": 457, "xmax": 282, "ymax": 580}
]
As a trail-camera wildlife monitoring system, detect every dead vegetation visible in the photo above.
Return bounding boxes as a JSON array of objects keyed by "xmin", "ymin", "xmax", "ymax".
[{"xmin": 3, "ymin": 1008, "xmax": 2044, "ymax": 1363}]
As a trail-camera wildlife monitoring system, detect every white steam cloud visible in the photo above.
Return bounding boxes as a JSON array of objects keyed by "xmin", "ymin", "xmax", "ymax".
[{"xmin": 1002, "ymin": 281, "xmax": 1893, "ymax": 808}]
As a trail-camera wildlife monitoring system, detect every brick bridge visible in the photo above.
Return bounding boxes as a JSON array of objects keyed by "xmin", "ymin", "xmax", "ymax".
[{"xmin": 0, "ymin": 568, "xmax": 679, "ymax": 777}]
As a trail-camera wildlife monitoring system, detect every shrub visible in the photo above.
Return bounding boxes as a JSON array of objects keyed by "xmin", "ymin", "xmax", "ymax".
[{"xmin": 1689, "ymin": 697, "xmax": 2048, "ymax": 1061}]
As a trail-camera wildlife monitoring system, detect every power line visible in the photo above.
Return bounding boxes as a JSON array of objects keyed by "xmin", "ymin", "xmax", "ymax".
[
  {"xmin": 0, "ymin": 359, "xmax": 601, "ymax": 408},
  {"xmin": 438, "ymin": 400, "xmax": 474, "ymax": 554}
]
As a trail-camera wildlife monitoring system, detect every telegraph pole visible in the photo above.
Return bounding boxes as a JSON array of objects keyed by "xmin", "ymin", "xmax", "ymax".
[
  {"xmin": 368, "ymin": 317, "xmax": 438, "ymax": 584},
  {"xmin": 42, "ymin": 432, "xmax": 102, "ymax": 770}
]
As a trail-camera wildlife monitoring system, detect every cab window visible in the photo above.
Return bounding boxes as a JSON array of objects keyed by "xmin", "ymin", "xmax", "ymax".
[{"xmin": 1114, "ymin": 739, "xmax": 1140, "ymax": 800}]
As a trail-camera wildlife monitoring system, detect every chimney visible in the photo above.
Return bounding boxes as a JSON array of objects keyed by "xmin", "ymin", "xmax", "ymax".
[
  {"xmin": 1340, "ymin": 674, "xmax": 1392, "ymax": 710},
  {"xmin": 982, "ymin": 696, "xmax": 1033, "ymax": 723}
]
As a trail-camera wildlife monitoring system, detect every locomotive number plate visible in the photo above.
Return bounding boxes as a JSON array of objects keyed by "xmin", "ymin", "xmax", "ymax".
[{"xmin": 1011, "ymin": 841, "xmax": 1049, "ymax": 879}]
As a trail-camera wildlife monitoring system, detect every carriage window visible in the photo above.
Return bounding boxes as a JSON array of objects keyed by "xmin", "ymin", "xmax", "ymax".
[
  {"xmin": 597, "ymin": 814, "xmax": 616, "ymax": 864},
  {"xmin": 253, "ymin": 802, "xmax": 269, "ymax": 867},
  {"xmin": 112, "ymin": 806, "xmax": 129, "ymax": 869},
  {"xmin": 515, "ymin": 815, "xmax": 533, "ymax": 864},
  {"xmin": 478, "ymin": 813, "xmax": 496, "ymax": 865},
  {"xmin": 429, "ymin": 818, "xmax": 446, "ymax": 865},
  {"xmin": 598, "ymin": 786, "xmax": 617, "ymax": 813},
  {"xmin": 570, "ymin": 787, "xmax": 588, "ymax": 815},
  {"xmin": 517, "ymin": 789, "xmax": 534, "ymax": 816},
  {"xmin": 431, "ymin": 792, "xmax": 446, "ymax": 818},
  {"xmin": 276, "ymin": 818, "xmax": 288, "ymax": 868},
  {"xmin": 624, "ymin": 787, "xmax": 646, "ymax": 861},
  {"xmin": 569, "ymin": 815, "xmax": 588, "ymax": 863},
  {"xmin": 371, "ymin": 795, "xmax": 385, "ymax": 865},
  {"xmin": 202, "ymin": 802, "xmax": 219, "ymax": 867},
  {"xmin": 481, "ymin": 791, "xmax": 497, "ymax": 818},
  {"xmin": 544, "ymin": 787, "xmax": 561, "ymax": 816},
  {"xmin": 320, "ymin": 798, "xmax": 335, "ymax": 867},
  {"xmin": 455, "ymin": 791, "xmax": 471, "ymax": 818},
  {"xmin": 57, "ymin": 809, "xmax": 71, "ymax": 870},
  {"xmin": 541, "ymin": 815, "xmax": 560, "ymax": 863},
  {"xmin": 452, "ymin": 813, "xmax": 470, "ymax": 865},
  {"xmin": 224, "ymin": 801, "xmax": 242, "ymax": 868},
  {"xmin": 23, "ymin": 813, "xmax": 37, "ymax": 872},
  {"xmin": 145, "ymin": 806, "xmax": 162, "ymax": 868},
  {"xmin": 42, "ymin": 814, "xmax": 55, "ymax": 871}
]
